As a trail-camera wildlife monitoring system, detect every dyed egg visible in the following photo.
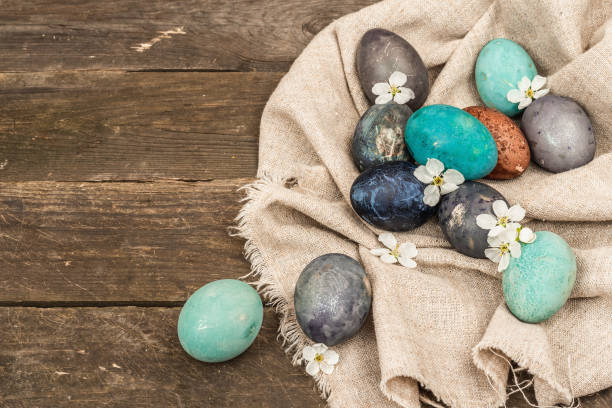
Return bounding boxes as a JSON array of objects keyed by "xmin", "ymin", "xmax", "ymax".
[
  {"xmin": 475, "ymin": 38, "xmax": 537, "ymax": 117},
  {"xmin": 352, "ymin": 103, "xmax": 413, "ymax": 171},
  {"xmin": 177, "ymin": 279, "xmax": 263, "ymax": 363},
  {"xmin": 350, "ymin": 161, "xmax": 436, "ymax": 231},
  {"xmin": 521, "ymin": 95, "xmax": 596, "ymax": 173},
  {"xmin": 294, "ymin": 253, "xmax": 372, "ymax": 346},
  {"xmin": 464, "ymin": 106, "xmax": 530, "ymax": 179},
  {"xmin": 404, "ymin": 104, "xmax": 498, "ymax": 180},
  {"xmin": 438, "ymin": 181, "xmax": 507, "ymax": 258},
  {"xmin": 356, "ymin": 28, "xmax": 429, "ymax": 111},
  {"xmin": 503, "ymin": 231, "xmax": 577, "ymax": 323}
]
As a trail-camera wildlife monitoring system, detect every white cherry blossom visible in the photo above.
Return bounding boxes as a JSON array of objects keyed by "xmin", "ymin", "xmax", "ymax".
[
  {"xmin": 370, "ymin": 232, "xmax": 418, "ymax": 268},
  {"xmin": 302, "ymin": 343, "xmax": 339, "ymax": 376},
  {"xmin": 414, "ymin": 158, "xmax": 465, "ymax": 206},
  {"xmin": 476, "ymin": 200, "xmax": 527, "ymax": 237},
  {"xmin": 372, "ymin": 71, "xmax": 416, "ymax": 105},
  {"xmin": 484, "ymin": 227, "xmax": 522, "ymax": 272},
  {"xmin": 506, "ymin": 75, "xmax": 549, "ymax": 110}
]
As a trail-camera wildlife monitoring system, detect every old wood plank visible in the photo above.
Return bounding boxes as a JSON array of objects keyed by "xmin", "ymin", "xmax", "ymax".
[
  {"xmin": 0, "ymin": 306, "xmax": 324, "ymax": 407},
  {"xmin": 0, "ymin": 179, "xmax": 251, "ymax": 303},
  {"xmin": 0, "ymin": 0, "xmax": 376, "ymax": 72},
  {"xmin": 0, "ymin": 71, "xmax": 278, "ymax": 181}
]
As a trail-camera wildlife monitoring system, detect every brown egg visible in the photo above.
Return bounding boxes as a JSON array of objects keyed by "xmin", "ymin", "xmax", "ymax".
[{"xmin": 464, "ymin": 106, "xmax": 530, "ymax": 179}]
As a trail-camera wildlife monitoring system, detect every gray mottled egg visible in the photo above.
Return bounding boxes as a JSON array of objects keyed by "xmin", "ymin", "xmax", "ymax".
[
  {"xmin": 521, "ymin": 94, "xmax": 595, "ymax": 173},
  {"xmin": 352, "ymin": 103, "xmax": 413, "ymax": 171},
  {"xmin": 357, "ymin": 28, "xmax": 429, "ymax": 111},
  {"xmin": 437, "ymin": 181, "xmax": 507, "ymax": 258},
  {"xmin": 294, "ymin": 253, "xmax": 371, "ymax": 346}
]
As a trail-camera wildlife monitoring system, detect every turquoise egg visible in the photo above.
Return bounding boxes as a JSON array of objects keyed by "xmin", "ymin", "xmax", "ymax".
[
  {"xmin": 503, "ymin": 231, "xmax": 577, "ymax": 323},
  {"xmin": 475, "ymin": 38, "xmax": 537, "ymax": 117},
  {"xmin": 177, "ymin": 279, "xmax": 263, "ymax": 363},
  {"xmin": 404, "ymin": 104, "xmax": 498, "ymax": 180}
]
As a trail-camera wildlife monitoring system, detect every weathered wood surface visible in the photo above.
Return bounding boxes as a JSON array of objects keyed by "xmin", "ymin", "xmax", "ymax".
[
  {"xmin": 0, "ymin": 179, "xmax": 250, "ymax": 303},
  {"xmin": 0, "ymin": 307, "xmax": 325, "ymax": 408},
  {"xmin": 0, "ymin": 0, "xmax": 376, "ymax": 72},
  {"xmin": 0, "ymin": 71, "xmax": 278, "ymax": 181}
]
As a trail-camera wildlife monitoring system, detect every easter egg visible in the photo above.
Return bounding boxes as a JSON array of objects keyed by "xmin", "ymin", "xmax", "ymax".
[
  {"xmin": 294, "ymin": 253, "xmax": 372, "ymax": 346},
  {"xmin": 404, "ymin": 104, "xmax": 498, "ymax": 180},
  {"xmin": 350, "ymin": 161, "xmax": 437, "ymax": 231},
  {"xmin": 177, "ymin": 279, "xmax": 263, "ymax": 363},
  {"xmin": 438, "ymin": 181, "xmax": 507, "ymax": 258},
  {"xmin": 475, "ymin": 38, "xmax": 537, "ymax": 117},
  {"xmin": 352, "ymin": 103, "xmax": 413, "ymax": 171},
  {"xmin": 357, "ymin": 28, "xmax": 429, "ymax": 111},
  {"xmin": 503, "ymin": 231, "xmax": 577, "ymax": 323},
  {"xmin": 464, "ymin": 106, "xmax": 530, "ymax": 179},
  {"xmin": 520, "ymin": 94, "xmax": 596, "ymax": 173}
]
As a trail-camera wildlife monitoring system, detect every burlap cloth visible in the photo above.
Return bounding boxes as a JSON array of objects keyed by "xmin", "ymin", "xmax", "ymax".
[{"xmin": 234, "ymin": 1, "xmax": 612, "ymax": 407}]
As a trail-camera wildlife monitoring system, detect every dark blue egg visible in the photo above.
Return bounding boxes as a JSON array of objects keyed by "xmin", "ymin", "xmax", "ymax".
[
  {"xmin": 294, "ymin": 253, "xmax": 372, "ymax": 346},
  {"xmin": 350, "ymin": 161, "xmax": 436, "ymax": 231}
]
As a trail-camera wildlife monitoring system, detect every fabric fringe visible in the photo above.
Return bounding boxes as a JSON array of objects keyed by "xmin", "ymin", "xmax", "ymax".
[{"xmin": 230, "ymin": 176, "xmax": 332, "ymax": 399}]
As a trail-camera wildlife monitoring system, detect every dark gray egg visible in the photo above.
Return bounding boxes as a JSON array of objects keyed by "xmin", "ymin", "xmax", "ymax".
[
  {"xmin": 294, "ymin": 253, "xmax": 371, "ymax": 346},
  {"xmin": 437, "ymin": 181, "xmax": 507, "ymax": 258},
  {"xmin": 352, "ymin": 103, "xmax": 413, "ymax": 171},
  {"xmin": 521, "ymin": 94, "xmax": 595, "ymax": 173},
  {"xmin": 356, "ymin": 28, "xmax": 429, "ymax": 111}
]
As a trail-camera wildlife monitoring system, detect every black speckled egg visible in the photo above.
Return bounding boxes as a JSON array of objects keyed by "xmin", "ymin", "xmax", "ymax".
[
  {"xmin": 357, "ymin": 29, "xmax": 429, "ymax": 111},
  {"xmin": 437, "ymin": 181, "xmax": 507, "ymax": 258},
  {"xmin": 521, "ymin": 94, "xmax": 596, "ymax": 173},
  {"xmin": 352, "ymin": 103, "xmax": 413, "ymax": 171},
  {"xmin": 350, "ymin": 161, "xmax": 436, "ymax": 232},
  {"xmin": 294, "ymin": 253, "xmax": 372, "ymax": 346}
]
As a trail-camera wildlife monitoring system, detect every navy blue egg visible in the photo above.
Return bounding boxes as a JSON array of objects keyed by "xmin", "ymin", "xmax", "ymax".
[{"xmin": 350, "ymin": 161, "xmax": 436, "ymax": 231}]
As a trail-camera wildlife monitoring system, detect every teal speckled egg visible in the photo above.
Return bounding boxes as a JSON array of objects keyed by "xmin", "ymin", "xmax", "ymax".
[
  {"xmin": 178, "ymin": 279, "xmax": 263, "ymax": 363},
  {"xmin": 503, "ymin": 231, "xmax": 577, "ymax": 323},
  {"xmin": 404, "ymin": 104, "xmax": 498, "ymax": 180},
  {"xmin": 475, "ymin": 38, "xmax": 537, "ymax": 117}
]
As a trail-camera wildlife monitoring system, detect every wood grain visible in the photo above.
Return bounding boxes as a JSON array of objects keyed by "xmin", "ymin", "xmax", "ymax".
[
  {"xmin": 0, "ymin": 71, "xmax": 279, "ymax": 182},
  {"xmin": 0, "ymin": 179, "xmax": 250, "ymax": 303},
  {"xmin": 0, "ymin": 0, "xmax": 376, "ymax": 72},
  {"xmin": 0, "ymin": 306, "xmax": 325, "ymax": 408}
]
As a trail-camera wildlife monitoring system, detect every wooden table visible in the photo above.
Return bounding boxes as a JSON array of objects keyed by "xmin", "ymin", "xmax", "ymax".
[{"xmin": 0, "ymin": 1, "xmax": 610, "ymax": 407}]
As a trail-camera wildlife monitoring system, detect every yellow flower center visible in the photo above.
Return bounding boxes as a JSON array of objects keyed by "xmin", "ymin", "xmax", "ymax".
[
  {"xmin": 390, "ymin": 85, "xmax": 399, "ymax": 96},
  {"xmin": 497, "ymin": 216, "xmax": 509, "ymax": 227},
  {"xmin": 499, "ymin": 243, "xmax": 510, "ymax": 254},
  {"xmin": 315, "ymin": 354, "xmax": 324, "ymax": 362},
  {"xmin": 390, "ymin": 243, "xmax": 400, "ymax": 259},
  {"xmin": 526, "ymin": 88, "xmax": 535, "ymax": 98},
  {"xmin": 433, "ymin": 175, "xmax": 444, "ymax": 186}
]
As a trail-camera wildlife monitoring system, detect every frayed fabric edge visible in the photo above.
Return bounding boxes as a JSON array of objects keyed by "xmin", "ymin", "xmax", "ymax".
[{"xmin": 230, "ymin": 176, "xmax": 332, "ymax": 399}]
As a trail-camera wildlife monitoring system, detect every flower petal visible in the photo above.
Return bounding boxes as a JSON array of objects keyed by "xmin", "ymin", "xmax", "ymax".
[
  {"xmin": 440, "ymin": 182, "xmax": 458, "ymax": 195},
  {"xmin": 485, "ymin": 248, "xmax": 501, "ymax": 263},
  {"xmin": 323, "ymin": 350, "xmax": 339, "ymax": 365},
  {"xmin": 426, "ymin": 158, "xmax": 444, "ymax": 176},
  {"xmin": 393, "ymin": 91, "xmax": 411, "ymax": 104},
  {"xmin": 370, "ymin": 248, "xmax": 391, "ymax": 256},
  {"xmin": 312, "ymin": 343, "xmax": 327, "ymax": 354},
  {"xmin": 399, "ymin": 242, "xmax": 417, "ymax": 259},
  {"xmin": 380, "ymin": 253, "xmax": 398, "ymax": 264},
  {"xmin": 498, "ymin": 253, "xmax": 510, "ymax": 272},
  {"xmin": 372, "ymin": 82, "xmax": 391, "ymax": 96},
  {"xmin": 443, "ymin": 169, "xmax": 465, "ymax": 185},
  {"xmin": 476, "ymin": 214, "xmax": 497, "ymax": 230},
  {"xmin": 423, "ymin": 184, "xmax": 441, "ymax": 206},
  {"xmin": 319, "ymin": 361, "xmax": 335, "ymax": 375},
  {"xmin": 534, "ymin": 88, "xmax": 549, "ymax": 99},
  {"xmin": 492, "ymin": 200, "xmax": 509, "ymax": 218},
  {"xmin": 398, "ymin": 87, "xmax": 415, "ymax": 99},
  {"xmin": 302, "ymin": 346, "xmax": 316, "ymax": 362},
  {"xmin": 531, "ymin": 75, "xmax": 546, "ymax": 91},
  {"xmin": 378, "ymin": 232, "xmax": 397, "ymax": 250},
  {"xmin": 518, "ymin": 98, "xmax": 532, "ymax": 110},
  {"xmin": 506, "ymin": 88, "xmax": 524, "ymax": 103},
  {"xmin": 306, "ymin": 360, "xmax": 320, "ymax": 376},
  {"xmin": 487, "ymin": 233, "xmax": 503, "ymax": 247},
  {"xmin": 518, "ymin": 76, "xmax": 531, "ymax": 92},
  {"xmin": 414, "ymin": 165, "xmax": 434, "ymax": 184},
  {"xmin": 488, "ymin": 225, "xmax": 506, "ymax": 237},
  {"xmin": 519, "ymin": 227, "xmax": 536, "ymax": 243},
  {"xmin": 509, "ymin": 241, "xmax": 522, "ymax": 258},
  {"xmin": 507, "ymin": 204, "xmax": 526, "ymax": 222},
  {"xmin": 389, "ymin": 71, "xmax": 407, "ymax": 87},
  {"xmin": 375, "ymin": 93, "xmax": 393, "ymax": 105},
  {"xmin": 499, "ymin": 225, "xmax": 519, "ymax": 242},
  {"xmin": 398, "ymin": 256, "xmax": 417, "ymax": 268}
]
